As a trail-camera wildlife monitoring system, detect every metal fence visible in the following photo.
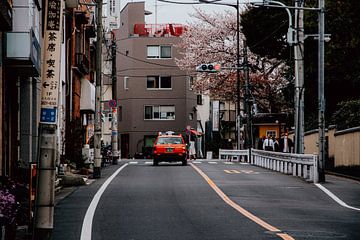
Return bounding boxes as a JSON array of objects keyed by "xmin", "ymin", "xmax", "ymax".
[
  {"xmin": 219, "ymin": 149, "xmax": 249, "ymax": 163},
  {"xmin": 218, "ymin": 149, "xmax": 319, "ymax": 182}
]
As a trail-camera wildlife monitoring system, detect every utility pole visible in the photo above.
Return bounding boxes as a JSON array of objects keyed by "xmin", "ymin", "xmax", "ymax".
[
  {"xmin": 294, "ymin": 0, "xmax": 305, "ymax": 154},
  {"xmin": 34, "ymin": 0, "xmax": 63, "ymax": 239},
  {"xmin": 111, "ymin": 34, "xmax": 119, "ymax": 165},
  {"xmin": 93, "ymin": 0, "xmax": 103, "ymax": 178},
  {"xmin": 236, "ymin": 0, "xmax": 242, "ymax": 150},
  {"xmin": 199, "ymin": 0, "xmax": 242, "ymax": 150},
  {"xmin": 243, "ymin": 40, "xmax": 252, "ymax": 160},
  {"xmin": 318, "ymin": 0, "xmax": 326, "ymax": 182}
]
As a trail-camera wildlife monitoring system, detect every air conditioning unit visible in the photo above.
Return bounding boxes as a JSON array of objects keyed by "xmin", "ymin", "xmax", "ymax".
[{"xmin": 66, "ymin": 0, "xmax": 79, "ymax": 8}]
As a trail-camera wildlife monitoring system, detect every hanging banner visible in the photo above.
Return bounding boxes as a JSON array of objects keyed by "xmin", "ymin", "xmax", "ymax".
[
  {"xmin": 212, "ymin": 100, "xmax": 220, "ymax": 131},
  {"xmin": 40, "ymin": 0, "xmax": 63, "ymax": 124}
]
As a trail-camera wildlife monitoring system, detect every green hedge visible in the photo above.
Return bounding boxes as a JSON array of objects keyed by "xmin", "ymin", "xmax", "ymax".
[{"xmin": 331, "ymin": 100, "xmax": 360, "ymax": 130}]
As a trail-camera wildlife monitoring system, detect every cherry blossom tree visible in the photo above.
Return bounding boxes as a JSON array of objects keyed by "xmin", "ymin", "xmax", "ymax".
[{"xmin": 176, "ymin": 9, "xmax": 291, "ymax": 113}]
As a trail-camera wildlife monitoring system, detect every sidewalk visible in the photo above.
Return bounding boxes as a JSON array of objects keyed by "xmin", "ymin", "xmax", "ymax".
[
  {"xmin": 317, "ymin": 174, "xmax": 360, "ymax": 210},
  {"xmin": 14, "ymin": 169, "xmax": 95, "ymax": 240}
]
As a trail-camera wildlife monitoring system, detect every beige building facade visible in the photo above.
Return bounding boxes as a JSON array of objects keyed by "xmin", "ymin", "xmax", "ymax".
[{"xmin": 114, "ymin": 2, "xmax": 197, "ymax": 158}]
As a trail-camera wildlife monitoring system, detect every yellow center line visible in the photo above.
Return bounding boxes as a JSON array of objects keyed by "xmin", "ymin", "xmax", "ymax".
[{"xmin": 190, "ymin": 163, "xmax": 295, "ymax": 240}]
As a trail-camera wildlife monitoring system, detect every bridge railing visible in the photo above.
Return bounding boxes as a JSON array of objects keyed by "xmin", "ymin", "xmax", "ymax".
[
  {"xmin": 218, "ymin": 149, "xmax": 319, "ymax": 182},
  {"xmin": 219, "ymin": 149, "xmax": 249, "ymax": 162}
]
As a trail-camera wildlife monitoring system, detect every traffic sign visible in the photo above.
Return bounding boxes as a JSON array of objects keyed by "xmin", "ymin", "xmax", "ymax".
[{"xmin": 109, "ymin": 99, "xmax": 117, "ymax": 108}]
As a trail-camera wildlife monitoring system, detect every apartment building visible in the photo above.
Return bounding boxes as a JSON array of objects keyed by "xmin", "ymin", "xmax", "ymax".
[{"xmin": 114, "ymin": 2, "xmax": 197, "ymax": 158}]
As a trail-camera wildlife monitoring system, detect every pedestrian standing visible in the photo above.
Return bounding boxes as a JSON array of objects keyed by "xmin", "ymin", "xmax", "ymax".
[
  {"xmin": 257, "ymin": 136, "xmax": 265, "ymax": 150},
  {"xmin": 263, "ymin": 135, "xmax": 274, "ymax": 151},
  {"xmin": 279, "ymin": 133, "xmax": 293, "ymax": 153},
  {"xmin": 273, "ymin": 137, "xmax": 280, "ymax": 152}
]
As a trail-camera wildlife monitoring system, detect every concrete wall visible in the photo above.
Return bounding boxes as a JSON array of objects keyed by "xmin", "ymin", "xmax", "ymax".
[
  {"xmin": 303, "ymin": 129, "xmax": 319, "ymax": 155},
  {"xmin": 301, "ymin": 127, "xmax": 360, "ymax": 167},
  {"xmin": 333, "ymin": 127, "xmax": 360, "ymax": 167},
  {"xmin": 114, "ymin": 2, "xmax": 197, "ymax": 157}
]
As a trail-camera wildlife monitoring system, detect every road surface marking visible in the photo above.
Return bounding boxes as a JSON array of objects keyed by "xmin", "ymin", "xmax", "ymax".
[
  {"xmin": 241, "ymin": 170, "xmax": 259, "ymax": 174},
  {"xmin": 224, "ymin": 162, "xmax": 234, "ymax": 165},
  {"xmin": 208, "ymin": 161, "xmax": 218, "ymax": 164},
  {"xmin": 315, "ymin": 183, "xmax": 360, "ymax": 211},
  {"xmin": 193, "ymin": 161, "xmax": 202, "ymax": 164},
  {"xmin": 129, "ymin": 161, "xmax": 138, "ymax": 164},
  {"xmin": 224, "ymin": 170, "xmax": 240, "ymax": 174},
  {"xmin": 145, "ymin": 161, "xmax": 152, "ymax": 164},
  {"xmin": 190, "ymin": 163, "xmax": 294, "ymax": 240},
  {"xmin": 80, "ymin": 163, "xmax": 128, "ymax": 240}
]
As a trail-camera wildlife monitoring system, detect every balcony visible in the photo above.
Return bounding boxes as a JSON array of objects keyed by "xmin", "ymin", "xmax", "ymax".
[
  {"xmin": 133, "ymin": 23, "xmax": 186, "ymax": 37},
  {"xmin": 75, "ymin": 53, "xmax": 90, "ymax": 75},
  {"xmin": 0, "ymin": 0, "xmax": 12, "ymax": 31},
  {"xmin": 5, "ymin": 28, "xmax": 41, "ymax": 77}
]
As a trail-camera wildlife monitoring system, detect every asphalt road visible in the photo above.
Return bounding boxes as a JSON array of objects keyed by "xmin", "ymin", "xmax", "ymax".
[{"xmin": 53, "ymin": 160, "xmax": 360, "ymax": 240}]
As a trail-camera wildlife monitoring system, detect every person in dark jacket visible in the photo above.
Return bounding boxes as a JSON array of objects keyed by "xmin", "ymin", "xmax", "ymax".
[
  {"xmin": 257, "ymin": 136, "xmax": 265, "ymax": 150},
  {"xmin": 279, "ymin": 133, "xmax": 293, "ymax": 153},
  {"xmin": 273, "ymin": 137, "xmax": 280, "ymax": 152}
]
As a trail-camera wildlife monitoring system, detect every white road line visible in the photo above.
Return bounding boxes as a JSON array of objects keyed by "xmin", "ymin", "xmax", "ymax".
[
  {"xmin": 193, "ymin": 161, "xmax": 202, "ymax": 164},
  {"xmin": 80, "ymin": 164, "xmax": 128, "ymax": 240},
  {"xmin": 129, "ymin": 161, "xmax": 138, "ymax": 164},
  {"xmin": 315, "ymin": 183, "xmax": 360, "ymax": 211},
  {"xmin": 145, "ymin": 161, "xmax": 152, "ymax": 164},
  {"xmin": 224, "ymin": 162, "xmax": 234, "ymax": 165},
  {"xmin": 208, "ymin": 162, "xmax": 218, "ymax": 164}
]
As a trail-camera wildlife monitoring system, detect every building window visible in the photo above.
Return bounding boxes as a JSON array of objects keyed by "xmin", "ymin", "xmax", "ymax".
[
  {"xmin": 124, "ymin": 76, "xmax": 129, "ymax": 90},
  {"xmin": 147, "ymin": 45, "xmax": 171, "ymax": 59},
  {"xmin": 266, "ymin": 130, "xmax": 277, "ymax": 138},
  {"xmin": 189, "ymin": 113, "xmax": 193, "ymax": 120},
  {"xmin": 187, "ymin": 76, "xmax": 194, "ymax": 90},
  {"xmin": 144, "ymin": 105, "xmax": 175, "ymax": 120},
  {"xmin": 147, "ymin": 76, "xmax": 172, "ymax": 89},
  {"xmin": 118, "ymin": 106, "xmax": 122, "ymax": 121},
  {"xmin": 197, "ymin": 95, "xmax": 203, "ymax": 105}
]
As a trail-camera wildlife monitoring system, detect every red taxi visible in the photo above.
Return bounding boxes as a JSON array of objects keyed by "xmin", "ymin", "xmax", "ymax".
[{"xmin": 153, "ymin": 132, "xmax": 187, "ymax": 166}]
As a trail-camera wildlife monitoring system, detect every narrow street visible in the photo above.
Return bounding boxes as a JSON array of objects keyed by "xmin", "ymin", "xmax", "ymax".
[{"xmin": 53, "ymin": 160, "xmax": 360, "ymax": 240}]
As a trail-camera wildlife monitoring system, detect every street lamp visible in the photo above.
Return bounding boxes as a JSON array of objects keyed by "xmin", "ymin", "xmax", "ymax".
[{"xmin": 252, "ymin": 0, "xmax": 325, "ymax": 183}]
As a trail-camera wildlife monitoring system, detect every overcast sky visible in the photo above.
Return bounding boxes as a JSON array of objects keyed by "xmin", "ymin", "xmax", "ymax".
[{"xmin": 120, "ymin": 0, "xmax": 251, "ymax": 24}]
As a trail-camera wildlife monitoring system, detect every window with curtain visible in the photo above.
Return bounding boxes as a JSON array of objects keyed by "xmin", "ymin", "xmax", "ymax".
[
  {"xmin": 144, "ymin": 105, "xmax": 175, "ymax": 120},
  {"xmin": 147, "ymin": 45, "xmax": 171, "ymax": 59}
]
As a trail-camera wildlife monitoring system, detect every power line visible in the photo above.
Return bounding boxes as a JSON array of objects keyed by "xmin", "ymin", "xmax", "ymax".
[
  {"xmin": 117, "ymin": 50, "xmax": 179, "ymax": 68},
  {"xmin": 103, "ymin": 72, "xmax": 195, "ymax": 78},
  {"xmin": 157, "ymin": 0, "xmax": 202, "ymax": 5}
]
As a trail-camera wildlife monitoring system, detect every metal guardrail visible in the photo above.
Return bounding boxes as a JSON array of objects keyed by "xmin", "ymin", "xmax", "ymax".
[
  {"xmin": 218, "ymin": 148, "xmax": 319, "ymax": 182},
  {"xmin": 219, "ymin": 149, "xmax": 249, "ymax": 162}
]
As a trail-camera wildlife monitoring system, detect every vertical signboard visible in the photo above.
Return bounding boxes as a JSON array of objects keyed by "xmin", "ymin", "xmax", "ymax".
[
  {"xmin": 212, "ymin": 100, "xmax": 220, "ymax": 131},
  {"xmin": 107, "ymin": 0, "xmax": 120, "ymax": 29},
  {"xmin": 40, "ymin": 0, "xmax": 63, "ymax": 124}
]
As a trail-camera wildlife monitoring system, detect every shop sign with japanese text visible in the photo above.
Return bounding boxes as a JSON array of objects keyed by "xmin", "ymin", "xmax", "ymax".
[{"xmin": 40, "ymin": 0, "xmax": 63, "ymax": 124}]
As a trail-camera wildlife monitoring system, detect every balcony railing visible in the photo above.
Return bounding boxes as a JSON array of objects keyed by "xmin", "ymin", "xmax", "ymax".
[
  {"xmin": 134, "ymin": 23, "xmax": 186, "ymax": 37},
  {"xmin": 75, "ymin": 53, "xmax": 90, "ymax": 75}
]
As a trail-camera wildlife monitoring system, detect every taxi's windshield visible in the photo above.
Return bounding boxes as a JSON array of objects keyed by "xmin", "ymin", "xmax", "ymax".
[{"xmin": 157, "ymin": 137, "xmax": 183, "ymax": 144}]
